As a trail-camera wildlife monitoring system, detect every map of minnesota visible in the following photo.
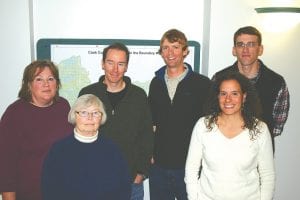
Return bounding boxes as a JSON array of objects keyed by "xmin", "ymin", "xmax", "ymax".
[{"xmin": 58, "ymin": 56, "xmax": 91, "ymax": 105}]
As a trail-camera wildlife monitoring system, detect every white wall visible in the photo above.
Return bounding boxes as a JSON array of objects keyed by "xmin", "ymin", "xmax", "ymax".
[
  {"xmin": 1, "ymin": 0, "xmax": 300, "ymax": 199},
  {"xmin": 0, "ymin": 0, "xmax": 31, "ymax": 114},
  {"xmin": 33, "ymin": 0, "xmax": 204, "ymax": 53}
]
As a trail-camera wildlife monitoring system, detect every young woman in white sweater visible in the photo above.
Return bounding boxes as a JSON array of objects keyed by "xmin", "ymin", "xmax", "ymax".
[{"xmin": 185, "ymin": 71, "xmax": 275, "ymax": 200}]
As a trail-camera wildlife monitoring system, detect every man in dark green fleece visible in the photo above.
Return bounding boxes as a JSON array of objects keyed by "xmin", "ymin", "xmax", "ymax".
[{"xmin": 79, "ymin": 42, "xmax": 154, "ymax": 200}]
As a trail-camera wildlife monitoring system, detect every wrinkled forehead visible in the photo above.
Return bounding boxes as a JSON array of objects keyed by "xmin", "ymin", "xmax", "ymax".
[{"xmin": 76, "ymin": 103, "xmax": 100, "ymax": 111}]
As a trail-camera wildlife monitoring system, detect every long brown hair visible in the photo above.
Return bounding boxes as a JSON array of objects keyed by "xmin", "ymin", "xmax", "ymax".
[{"xmin": 204, "ymin": 71, "xmax": 262, "ymax": 139}]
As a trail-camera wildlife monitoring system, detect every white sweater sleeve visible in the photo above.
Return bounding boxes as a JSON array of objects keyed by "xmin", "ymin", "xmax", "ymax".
[
  {"xmin": 257, "ymin": 122, "xmax": 276, "ymax": 200},
  {"xmin": 185, "ymin": 118, "xmax": 204, "ymax": 200}
]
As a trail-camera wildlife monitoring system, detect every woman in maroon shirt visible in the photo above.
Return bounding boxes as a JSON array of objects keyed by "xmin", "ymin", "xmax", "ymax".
[{"xmin": 0, "ymin": 60, "xmax": 73, "ymax": 200}]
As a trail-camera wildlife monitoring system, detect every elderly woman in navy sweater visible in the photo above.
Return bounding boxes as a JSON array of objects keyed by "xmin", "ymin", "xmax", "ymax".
[{"xmin": 41, "ymin": 94, "xmax": 131, "ymax": 200}]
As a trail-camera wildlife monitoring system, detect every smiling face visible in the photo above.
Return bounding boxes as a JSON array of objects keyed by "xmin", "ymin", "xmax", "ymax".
[
  {"xmin": 75, "ymin": 105, "xmax": 102, "ymax": 137},
  {"xmin": 29, "ymin": 67, "xmax": 58, "ymax": 107},
  {"xmin": 160, "ymin": 39, "xmax": 188, "ymax": 69},
  {"xmin": 218, "ymin": 79, "xmax": 246, "ymax": 116},
  {"xmin": 232, "ymin": 34, "xmax": 263, "ymax": 68}
]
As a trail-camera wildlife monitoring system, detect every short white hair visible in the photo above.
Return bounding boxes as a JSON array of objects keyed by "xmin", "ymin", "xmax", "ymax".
[{"xmin": 68, "ymin": 94, "xmax": 107, "ymax": 125}]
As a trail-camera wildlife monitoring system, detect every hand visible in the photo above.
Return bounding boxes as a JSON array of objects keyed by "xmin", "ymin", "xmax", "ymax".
[
  {"xmin": 153, "ymin": 126, "xmax": 156, "ymax": 132},
  {"xmin": 2, "ymin": 192, "xmax": 16, "ymax": 200},
  {"xmin": 151, "ymin": 156, "xmax": 155, "ymax": 164}
]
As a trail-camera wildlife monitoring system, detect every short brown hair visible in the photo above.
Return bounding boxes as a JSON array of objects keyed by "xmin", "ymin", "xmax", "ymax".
[
  {"xmin": 233, "ymin": 26, "xmax": 262, "ymax": 46},
  {"xmin": 18, "ymin": 60, "xmax": 61, "ymax": 102},
  {"xmin": 159, "ymin": 29, "xmax": 189, "ymax": 57},
  {"xmin": 102, "ymin": 42, "xmax": 130, "ymax": 64}
]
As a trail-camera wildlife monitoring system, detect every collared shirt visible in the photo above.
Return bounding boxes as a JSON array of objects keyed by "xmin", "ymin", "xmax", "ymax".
[
  {"xmin": 272, "ymin": 81, "xmax": 289, "ymax": 136},
  {"xmin": 250, "ymin": 64, "xmax": 290, "ymax": 136}
]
